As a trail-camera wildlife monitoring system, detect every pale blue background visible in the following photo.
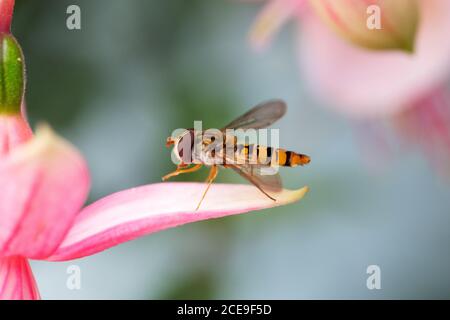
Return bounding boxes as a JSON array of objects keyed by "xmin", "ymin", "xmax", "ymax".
[{"xmin": 10, "ymin": 0, "xmax": 450, "ymax": 299}]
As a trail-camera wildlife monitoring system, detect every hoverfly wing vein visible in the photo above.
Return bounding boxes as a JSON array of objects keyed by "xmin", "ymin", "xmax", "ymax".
[
  {"xmin": 221, "ymin": 99, "xmax": 287, "ymax": 130},
  {"xmin": 229, "ymin": 164, "xmax": 283, "ymax": 192}
]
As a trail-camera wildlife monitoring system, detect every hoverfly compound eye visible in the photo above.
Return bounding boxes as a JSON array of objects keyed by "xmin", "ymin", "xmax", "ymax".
[{"xmin": 176, "ymin": 129, "xmax": 195, "ymax": 164}]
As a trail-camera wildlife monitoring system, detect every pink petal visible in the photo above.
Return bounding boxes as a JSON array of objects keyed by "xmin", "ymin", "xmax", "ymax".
[
  {"xmin": 0, "ymin": 115, "xmax": 33, "ymax": 156},
  {"xmin": 299, "ymin": 0, "xmax": 450, "ymax": 118},
  {"xmin": 307, "ymin": 0, "xmax": 419, "ymax": 51},
  {"xmin": 250, "ymin": 0, "xmax": 305, "ymax": 50},
  {"xmin": 0, "ymin": 256, "xmax": 40, "ymax": 300},
  {"xmin": 47, "ymin": 182, "xmax": 308, "ymax": 261},
  {"xmin": 0, "ymin": 125, "xmax": 90, "ymax": 259}
]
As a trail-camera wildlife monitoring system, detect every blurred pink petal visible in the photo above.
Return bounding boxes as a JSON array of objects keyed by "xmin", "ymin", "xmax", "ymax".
[
  {"xmin": 0, "ymin": 125, "xmax": 90, "ymax": 259},
  {"xmin": 250, "ymin": 0, "xmax": 305, "ymax": 50},
  {"xmin": 392, "ymin": 87, "xmax": 450, "ymax": 172},
  {"xmin": 0, "ymin": 256, "xmax": 40, "ymax": 300},
  {"xmin": 299, "ymin": 0, "xmax": 450, "ymax": 118},
  {"xmin": 47, "ymin": 183, "xmax": 308, "ymax": 261},
  {"xmin": 307, "ymin": 0, "xmax": 419, "ymax": 51},
  {"xmin": 0, "ymin": 115, "xmax": 32, "ymax": 156}
]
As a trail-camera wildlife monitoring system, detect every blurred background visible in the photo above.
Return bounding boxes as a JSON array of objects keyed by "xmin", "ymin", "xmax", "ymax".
[{"xmin": 12, "ymin": 0, "xmax": 450, "ymax": 299}]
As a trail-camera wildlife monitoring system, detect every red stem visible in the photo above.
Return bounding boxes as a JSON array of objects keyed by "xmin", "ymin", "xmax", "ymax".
[{"xmin": 0, "ymin": 0, "xmax": 15, "ymax": 33}]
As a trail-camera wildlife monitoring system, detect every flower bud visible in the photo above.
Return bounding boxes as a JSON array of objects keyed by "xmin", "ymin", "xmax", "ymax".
[
  {"xmin": 0, "ymin": 33, "xmax": 25, "ymax": 114},
  {"xmin": 308, "ymin": 0, "xmax": 419, "ymax": 52}
]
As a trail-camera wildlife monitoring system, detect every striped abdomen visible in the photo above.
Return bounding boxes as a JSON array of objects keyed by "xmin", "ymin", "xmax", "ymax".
[
  {"xmin": 233, "ymin": 144, "xmax": 310, "ymax": 167},
  {"xmin": 175, "ymin": 130, "xmax": 310, "ymax": 166}
]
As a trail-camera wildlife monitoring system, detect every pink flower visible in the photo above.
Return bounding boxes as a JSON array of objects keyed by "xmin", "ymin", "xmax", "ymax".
[
  {"xmin": 251, "ymin": 0, "xmax": 420, "ymax": 52},
  {"xmin": 249, "ymin": 0, "xmax": 450, "ymax": 167},
  {"xmin": 298, "ymin": 0, "xmax": 450, "ymax": 118},
  {"xmin": 0, "ymin": 124, "xmax": 308, "ymax": 299},
  {"xmin": 307, "ymin": 0, "xmax": 419, "ymax": 51},
  {"xmin": 0, "ymin": 0, "xmax": 308, "ymax": 299}
]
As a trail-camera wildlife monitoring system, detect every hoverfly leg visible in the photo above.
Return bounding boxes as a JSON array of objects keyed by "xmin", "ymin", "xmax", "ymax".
[
  {"xmin": 162, "ymin": 164, "xmax": 202, "ymax": 181},
  {"xmin": 195, "ymin": 165, "xmax": 219, "ymax": 211}
]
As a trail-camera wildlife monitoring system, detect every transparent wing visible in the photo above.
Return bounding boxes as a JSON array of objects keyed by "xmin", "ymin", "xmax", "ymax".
[
  {"xmin": 222, "ymin": 99, "xmax": 287, "ymax": 130},
  {"xmin": 228, "ymin": 164, "xmax": 283, "ymax": 200}
]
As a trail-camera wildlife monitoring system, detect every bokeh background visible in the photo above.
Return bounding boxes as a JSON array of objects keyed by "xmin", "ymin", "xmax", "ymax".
[{"xmin": 11, "ymin": 0, "xmax": 450, "ymax": 299}]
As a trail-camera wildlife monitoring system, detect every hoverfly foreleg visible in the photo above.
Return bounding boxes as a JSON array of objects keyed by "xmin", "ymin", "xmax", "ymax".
[
  {"xmin": 195, "ymin": 165, "xmax": 219, "ymax": 211},
  {"xmin": 162, "ymin": 164, "xmax": 203, "ymax": 181}
]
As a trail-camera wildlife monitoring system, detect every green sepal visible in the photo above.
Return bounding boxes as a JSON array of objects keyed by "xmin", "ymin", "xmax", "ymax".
[{"xmin": 0, "ymin": 33, "xmax": 25, "ymax": 114}]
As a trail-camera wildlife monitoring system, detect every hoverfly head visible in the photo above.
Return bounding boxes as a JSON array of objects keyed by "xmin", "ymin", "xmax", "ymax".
[{"xmin": 171, "ymin": 129, "xmax": 195, "ymax": 164}]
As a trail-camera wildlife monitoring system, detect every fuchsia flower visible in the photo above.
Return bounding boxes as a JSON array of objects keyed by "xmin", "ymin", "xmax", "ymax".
[
  {"xmin": 307, "ymin": 0, "xmax": 419, "ymax": 52},
  {"xmin": 250, "ymin": 0, "xmax": 420, "ymax": 52},
  {"xmin": 249, "ymin": 0, "xmax": 450, "ymax": 168},
  {"xmin": 0, "ymin": 127, "xmax": 306, "ymax": 299},
  {"xmin": 0, "ymin": 0, "xmax": 308, "ymax": 300}
]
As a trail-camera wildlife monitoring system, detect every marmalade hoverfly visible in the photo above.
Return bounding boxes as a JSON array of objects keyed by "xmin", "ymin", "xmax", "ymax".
[{"xmin": 163, "ymin": 100, "xmax": 310, "ymax": 210}]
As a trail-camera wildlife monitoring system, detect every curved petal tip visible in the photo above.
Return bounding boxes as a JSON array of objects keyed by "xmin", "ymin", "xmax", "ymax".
[
  {"xmin": 249, "ymin": 0, "xmax": 305, "ymax": 51},
  {"xmin": 48, "ymin": 182, "xmax": 308, "ymax": 261}
]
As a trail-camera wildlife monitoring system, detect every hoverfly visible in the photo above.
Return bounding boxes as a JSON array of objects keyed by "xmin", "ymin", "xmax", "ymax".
[{"xmin": 163, "ymin": 99, "xmax": 310, "ymax": 210}]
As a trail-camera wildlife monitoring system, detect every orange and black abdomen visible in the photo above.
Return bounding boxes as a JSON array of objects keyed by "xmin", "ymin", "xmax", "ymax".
[
  {"xmin": 276, "ymin": 148, "xmax": 311, "ymax": 167},
  {"xmin": 236, "ymin": 144, "xmax": 310, "ymax": 167}
]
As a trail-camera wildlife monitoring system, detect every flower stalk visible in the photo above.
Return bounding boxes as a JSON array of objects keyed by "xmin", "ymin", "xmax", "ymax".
[{"xmin": 0, "ymin": 0, "xmax": 14, "ymax": 33}]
